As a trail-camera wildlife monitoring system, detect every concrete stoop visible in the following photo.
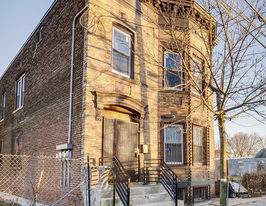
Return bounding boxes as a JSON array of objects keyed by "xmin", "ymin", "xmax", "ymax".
[{"xmin": 91, "ymin": 184, "xmax": 184, "ymax": 206}]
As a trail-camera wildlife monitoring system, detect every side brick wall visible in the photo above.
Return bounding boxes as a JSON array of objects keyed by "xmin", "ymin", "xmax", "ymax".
[{"xmin": 0, "ymin": 0, "xmax": 85, "ymax": 159}]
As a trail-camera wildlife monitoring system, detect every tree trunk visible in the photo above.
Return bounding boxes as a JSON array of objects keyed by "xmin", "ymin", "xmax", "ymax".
[{"xmin": 218, "ymin": 114, "xmax": 227, "ymax": 205}]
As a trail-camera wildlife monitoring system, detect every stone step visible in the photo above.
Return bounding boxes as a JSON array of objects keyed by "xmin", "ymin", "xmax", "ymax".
[
  {"xmin": 137, "ymin": 201, "xmax": 175, "ymax": 206},
  {"xmin": 99, "ymin": 192, "xmax": 173, "ymax": 206},
  {"xmin": 92, "ymin": 184, "xmax": 184, "ymax": 206},
  {"xmin": 130, "ymin": 184, "xmax": 167, "ymax": 196},
  {"xmin": 99, "ymin": 184, "xmax": 167, "ymax": 198}
]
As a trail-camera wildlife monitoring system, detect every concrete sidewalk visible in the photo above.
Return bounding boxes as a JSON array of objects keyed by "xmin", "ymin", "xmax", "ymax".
[{"xmin": 204, "ymin": 195, "xmax": 266, "ymax": 206}]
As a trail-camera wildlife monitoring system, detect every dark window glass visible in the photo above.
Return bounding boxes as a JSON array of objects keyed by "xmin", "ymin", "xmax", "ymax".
[
  {"xmin": 164, "ymin": 52, "xmax": 183, "ymax": 90},
  {"xmin": 2, "ymin": 93, "xmax": 5, "ymax": 119},
  {"xmin": 15, "ymin": 74, "xmax": 25, "ymax": 109}
]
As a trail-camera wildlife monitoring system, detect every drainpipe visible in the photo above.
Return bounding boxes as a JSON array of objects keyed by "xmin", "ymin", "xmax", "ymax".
[{"xmin": 56, "ymin": 3, "xmax": 90, "ymax": 152}]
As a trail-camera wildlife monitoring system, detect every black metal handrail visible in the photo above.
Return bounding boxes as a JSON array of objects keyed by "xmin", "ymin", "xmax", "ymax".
[
  {"xmin": 144, "ymin": 159, "xmax": 178, "ymax": 206},
  {"xmin": 100, "ymin": 156, "xmax": 131, "ymax": 206}
]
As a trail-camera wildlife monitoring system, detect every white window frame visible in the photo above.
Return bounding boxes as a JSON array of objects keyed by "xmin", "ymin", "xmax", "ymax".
[
  {"xmin": 193, "ymin": 125, "xmax": 203, "ymax": 165},
  {"xmin": 2, "ymin": 92, "xmax": 6, "ymax": 119},
  {"xmin": 164, "ymin": 51, "xmax": 183, "ymax": 90},
  {"xmin": 111, "ymin": 26, "xmax": 132, "ymax": 78},
  {"xmin": 164, "ymin": 124, "xmax": 184, "ymax": 165},
  {"xmin": 15, "ymin": 74, "xmax": 25, "ymax": 109}
]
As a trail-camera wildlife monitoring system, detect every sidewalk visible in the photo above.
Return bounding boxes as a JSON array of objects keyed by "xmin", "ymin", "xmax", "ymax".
[{"xmin": 204, "ymin": 195, "xmax": 266, "ymax": 206}]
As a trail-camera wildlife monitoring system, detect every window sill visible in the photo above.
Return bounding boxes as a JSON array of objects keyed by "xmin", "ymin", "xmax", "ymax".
[
  {"xmin": 107, "ymin": 70, "xmax": 141, "ymax": 86},
  {"xmin": 159, "ymin": 90, "xmax": 189, "ymax": 95},
  {"xmin": 13, "ymin": 106, "xmax": 23, "ymax": 114}
]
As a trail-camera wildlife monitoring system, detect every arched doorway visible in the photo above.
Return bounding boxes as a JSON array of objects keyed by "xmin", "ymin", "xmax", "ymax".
[
  {"xmin": 103, "ymin": 106, "xmax": 139, "ymax": 181},
  {"xmin": 94, "ymin": 92, "xmax": 146, "ymax": 182}
]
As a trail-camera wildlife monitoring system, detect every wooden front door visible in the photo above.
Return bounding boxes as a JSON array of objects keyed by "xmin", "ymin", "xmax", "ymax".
[{"xmin": 103, "ymin": 117, "xmax": 139, "ymax": 182}]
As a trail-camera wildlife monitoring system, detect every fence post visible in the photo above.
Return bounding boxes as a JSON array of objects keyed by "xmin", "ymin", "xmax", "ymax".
[
  {"xmin": 127, "ymin": 178, "xmax": 131, "ymax": 206},
  {"xmin": 175, "ymin": 176, "xmax": 178, "ymax": 206},
  {"xmin": 87, "ymin": 154, "xmax": 91, "ymax": 206},
  {"xmin": 144, "ymin": 160, "xmax": 146, "ymax": 185},
  {"xmin": 113, "ymin": 170, "xmax": 116, "ymax": 206}
]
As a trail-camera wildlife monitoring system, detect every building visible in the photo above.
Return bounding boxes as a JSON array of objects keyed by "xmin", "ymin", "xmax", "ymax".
[{"xmin": 0, "ymin": 0, "xmax": 217, "ymax": 205}]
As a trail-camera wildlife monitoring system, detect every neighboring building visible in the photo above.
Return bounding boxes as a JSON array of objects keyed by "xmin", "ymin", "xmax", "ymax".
[
  {"xmin": 228, "ymin": 149, "xmax": 266, "ymax": 176},
  {"xmin": 0, "ymin": 0, "xmax": 217, "ymax": 205}
]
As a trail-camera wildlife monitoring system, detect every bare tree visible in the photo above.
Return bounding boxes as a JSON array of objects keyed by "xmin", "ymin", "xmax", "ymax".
[
  {"xmin": 227, "ymin": 132, "xmax": 265, "ymax": 157},
  {"xmin": 139, "ymin": 0, "xmax": 266, "ymax": 205}
]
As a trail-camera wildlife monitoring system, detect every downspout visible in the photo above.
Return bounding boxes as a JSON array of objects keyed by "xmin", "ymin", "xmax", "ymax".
[
  {"xmin": 56, "ymin": 3, "xmax": 90, "ymax": 151},
  {"xmin": 68, "ymin": 3, "xmax": 91, "ymax": 145}
]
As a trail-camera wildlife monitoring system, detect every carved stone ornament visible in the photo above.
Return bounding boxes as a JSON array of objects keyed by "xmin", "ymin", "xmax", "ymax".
[{"xmin": 95, "ymin": 107, "xmax": 103, "ymax": 121}]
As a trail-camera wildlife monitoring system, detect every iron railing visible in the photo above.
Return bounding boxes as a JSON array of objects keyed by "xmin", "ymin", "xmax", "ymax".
[
  {"xmin": 144, "ymin": 159, "xmax": 178, "ymax": 206},
  {"xmin": 100, "ymin": 156, "xmax": 131, "ymax": 206}
]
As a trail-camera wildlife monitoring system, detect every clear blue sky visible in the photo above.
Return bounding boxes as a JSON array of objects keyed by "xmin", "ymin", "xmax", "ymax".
[
  {"xmin": 0, "ymin": 1, "xmax": 265, "ymax": 140},
  {"xmin": 0, "ymin": 0, "xmax": 54, "ymax": 78}
]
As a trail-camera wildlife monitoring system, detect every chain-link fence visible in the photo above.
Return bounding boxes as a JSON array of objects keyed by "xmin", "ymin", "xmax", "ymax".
[{"xmin": 0, "ymin": 154, "xmax": 87, "ymax": 206}]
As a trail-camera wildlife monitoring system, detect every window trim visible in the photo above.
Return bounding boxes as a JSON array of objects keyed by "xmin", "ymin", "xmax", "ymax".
[
  {"xmin": 15, "ymin": 74, "xmax": 25, "ymax": 110},
  {"xmin": 111, "ymin": 26, "xmax": 133, "ymax": 78},
  {"xmin": 193, "ymin": 125, "xmax": 203, "ymax": 165},
  {"xmin": 2, "ymin": 92, "xmax": 6, "ymax": 119},
  {"xmin": 163, "ymin": 51, "xmax": 183, "ymax": 90},
  {"xmin": 164, "ymin": 123, "xmax": 184, "ymax": 165},
  {"xmin": 193, "ymin": 186, "xmax": 208, "ymax": 202},
  {"xmin": 38, "ymin": 27, "xmax": 43, "ymax": 43}
]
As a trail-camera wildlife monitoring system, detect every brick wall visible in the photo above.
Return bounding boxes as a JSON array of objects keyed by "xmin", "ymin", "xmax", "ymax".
[{"xmin": 0, "ymin": 0, "xmax": 86, "ymax": 159}]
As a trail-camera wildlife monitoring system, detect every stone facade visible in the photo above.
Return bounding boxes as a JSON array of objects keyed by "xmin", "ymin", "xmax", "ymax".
[{"xmin": 0, "ymin": 0, "xmax": 216, "ymax": 205}]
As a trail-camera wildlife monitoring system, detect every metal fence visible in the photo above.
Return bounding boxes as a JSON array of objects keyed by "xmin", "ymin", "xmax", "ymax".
[{"xmin": 0, "ymin": 154, "xmax": 86, "ymax": 206}]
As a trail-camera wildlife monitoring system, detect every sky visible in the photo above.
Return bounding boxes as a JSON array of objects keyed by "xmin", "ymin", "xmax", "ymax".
[
  {"xmin": 0, "ymin": 0, "xmax": 54, "ymax": 78},
  {"xmin": 0, "ymin": 1, "xmax": 265, "ymax": 141}
]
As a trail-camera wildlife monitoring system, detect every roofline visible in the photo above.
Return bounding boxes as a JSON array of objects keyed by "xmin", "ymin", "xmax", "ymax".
[{"xmin": 0, "ymin": 0, "xmax": 58, "ymax": 80}]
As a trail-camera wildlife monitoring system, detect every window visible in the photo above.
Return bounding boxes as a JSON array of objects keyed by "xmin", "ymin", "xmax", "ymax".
[
  {"xmin": 13, "ymin": 134, "xmax": 22, "ymax": 155},
  {"xmin": 0, "ymin": 139, "xmax": 3, "ymax": 154},
  {"xmin": 193, "ymin": 126, "xmax": 203, "ymax": 164},
  {"xmin": 2, "ymin": 92, "xmax": 5, "ymax": 119},
  {"xmin": 164, "ymin": 52, "xmax": 183, "ymax": 90},
  {"xmin": 164, "ymin": 124, "xmax": 184, "ymax": 164},
  {"xmin": 192, "ymin": 58, "xmax": 203, "ymax": 94},
  {"xmin": 15, "ymin": 74, "xmax": 25, "ymax": 109},
  {"xmin": 194, "ymin": 186, "xmax": 208, "ymax": 202},
  {"xmin": 38, "ymin": 27, "xmax": 43, "ymax": 42},
  {"xmin": 112, "ymin": 26, "xmax": 133, "ymax": 78}
]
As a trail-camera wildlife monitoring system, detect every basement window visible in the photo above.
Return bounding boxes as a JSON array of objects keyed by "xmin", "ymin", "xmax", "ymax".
[{"xmin": 194, "ymin": 186, "xmax": 208, "ymax": 202}]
